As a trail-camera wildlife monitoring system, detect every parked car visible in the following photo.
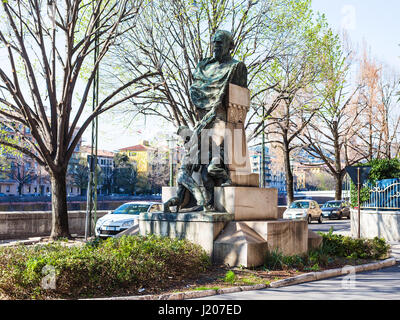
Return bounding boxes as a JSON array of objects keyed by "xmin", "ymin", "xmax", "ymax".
[
  {"xmin": 0, "ymin": 193, "xmax": 7, "ymax": 197},
  {"xmin": 283, "ymin": 199, "xmax": 323, "ymax": 224},
  {"xmin": 321, "ymin": 200, "xmax": 350, "ymax": 220},
  {"xmin": 95, "ymin": 201, "xmax": 162, "ymax": 238}
]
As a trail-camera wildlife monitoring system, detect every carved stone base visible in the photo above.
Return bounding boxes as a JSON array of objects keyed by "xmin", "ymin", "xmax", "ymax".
[
  {"xmin": 214, "ymin": 186, "xmax": 278, "ymax": 220},
  {"xmin": 213, "ymin": 219, "xmax": 309, "ymax": 267},
  {"xmin": 139, "ymin": 211, "xmax": 234, "ymax": 256},
  {"xmin": 230, "ymin": 172, "xmax": 259, "ymax": 187},
  {"xmin": 213, "ymin": 221, "xmax": 269, "ymax": 267}
]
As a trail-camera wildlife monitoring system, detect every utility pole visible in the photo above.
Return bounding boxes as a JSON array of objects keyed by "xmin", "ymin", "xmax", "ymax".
[
  {"xmin": 261, "ymin": 104, "xmax": 265, "ymax": 188},
  {"xmin": 167, "ymin": 137, "xmax": 176, "ymax": 187},
  {"xmin": 85, "ymin": 5, "xmax": 100, "ymax": 240}
]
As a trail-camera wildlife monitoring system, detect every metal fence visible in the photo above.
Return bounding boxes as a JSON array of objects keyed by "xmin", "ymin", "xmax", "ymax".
[{"xmin": 361, "ymin": 179, "xmax": 400, "ymax": 210}]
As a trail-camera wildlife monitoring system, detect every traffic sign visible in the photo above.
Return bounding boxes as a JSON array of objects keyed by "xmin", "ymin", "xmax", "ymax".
[{"xmin": 345, "ymin": 166, "xmax": 372, "ymax": 185}]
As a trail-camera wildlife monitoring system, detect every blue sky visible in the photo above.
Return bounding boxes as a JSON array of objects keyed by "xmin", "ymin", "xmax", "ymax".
[{"xmin": 311, "ymin": 0, "xmax": 400, "ymax": 70}]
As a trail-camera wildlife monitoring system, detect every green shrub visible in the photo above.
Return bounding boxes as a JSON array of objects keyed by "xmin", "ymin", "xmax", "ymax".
[
  {"xmin": 265, "ymin": 248, "xmax": 307, "ymax": 270},
  {"xmin": 264, "ymin": 229, "xmax": 390, "ymax": 271},
  {"xmin": 319, "ymin": 228, "xmax": 390, "ymax": 260},
  {"xmin": 0, "ymin": 235, "xmax": 210, "ymax": 299}
]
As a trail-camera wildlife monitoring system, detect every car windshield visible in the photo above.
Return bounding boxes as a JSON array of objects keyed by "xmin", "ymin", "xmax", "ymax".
[
  {"xmin": 322, "ymin": 201, "xmax": 342, "ymax": 208},
  {"xmin": 289, "ymin": 201, "xmax": 310, "ymax": 209},
  {"xmin": 112, "ymin": 203, "xmax": 150, "ymax": 215}
]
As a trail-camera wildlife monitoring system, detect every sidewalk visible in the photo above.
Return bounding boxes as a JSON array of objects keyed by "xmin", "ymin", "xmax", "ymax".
[{"xmin": 389, "ymin": 242, "xmax": 400, "ymax": 261}]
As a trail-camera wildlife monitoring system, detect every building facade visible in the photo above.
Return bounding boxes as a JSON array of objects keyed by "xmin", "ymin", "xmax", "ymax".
[
  {"xmin": 249, "ymin": 145, "xmax": 272, "ymax": 187},
  {"xmin": 0, "ymin": 124, "xmax": 82, "ymax": 196}
]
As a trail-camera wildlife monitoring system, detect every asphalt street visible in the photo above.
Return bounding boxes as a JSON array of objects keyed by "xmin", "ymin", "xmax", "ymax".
[
  {"xmin": 193, "ymin": 219, "xmax": 400, "ymax": 300},
  {"xmin": 193, "ymin": 264, "xmax": 400, "ymax": 300},
  {"xmin": 308, "ymin": 218, "xmax": 351, "ymax": 235}
]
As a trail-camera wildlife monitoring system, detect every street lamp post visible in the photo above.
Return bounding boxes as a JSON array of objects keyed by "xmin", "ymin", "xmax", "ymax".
[
  {"xmin": 261, "ymin": 104, "xmax": 265, "ymax": 188},
  {"xmin": 85, "ymin": 3, "xmax": 100, "ymax": 240},
  {"xmin": 167, "ymin": 137, "xmax": 177, "ymax": 187}
]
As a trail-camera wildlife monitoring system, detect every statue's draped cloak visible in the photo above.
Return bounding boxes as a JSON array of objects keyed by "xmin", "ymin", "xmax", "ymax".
[{"xmin": 190, "ymin": 57, "xmax": 247, "ymax": 116}]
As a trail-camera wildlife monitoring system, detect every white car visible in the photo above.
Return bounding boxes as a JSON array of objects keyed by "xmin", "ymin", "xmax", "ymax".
[
  {"xmin": 283, "ymin": 200, "xmax": 323, "ymax": 224},
  {"xmin": 95, "ymin": 201, "xmax": 162, "ymax": 238}
]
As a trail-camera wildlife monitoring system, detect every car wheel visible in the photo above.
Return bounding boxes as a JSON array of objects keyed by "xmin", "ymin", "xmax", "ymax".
[
  {"xmin": 318, "ymin": 215, "xmax": 323, "ymax": 224},
  {"xmin": 308, "ymin": 215, "xmax": 312, "ymax": 224}
]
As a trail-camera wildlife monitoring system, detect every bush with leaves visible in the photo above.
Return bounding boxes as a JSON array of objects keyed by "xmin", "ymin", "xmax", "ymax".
[
  {"xmin": 264, "ymin": 228, "xmax": 390, "ymax": 271},
  {"xmin": 320, "ymin": 228, "xmax": 390, "ymax": 260},
  {"xmin": 0, "ymin": 235, "xmax": 210, "ymax": 299}
]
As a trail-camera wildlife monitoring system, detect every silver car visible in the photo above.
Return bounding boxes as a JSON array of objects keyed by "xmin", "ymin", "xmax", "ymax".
[
  {"xmin": 95, "ymin": 201, "xmax": 162, "ymax": 238},
  {"xmin": 283, "ymin": 200, "xmax": 323, "ymax": 224}
]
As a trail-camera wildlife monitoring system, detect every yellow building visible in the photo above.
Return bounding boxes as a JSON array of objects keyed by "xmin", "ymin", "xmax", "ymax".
[{"xmin": 118, "ymin": 141, "xmax": 155, "ymax": 173}]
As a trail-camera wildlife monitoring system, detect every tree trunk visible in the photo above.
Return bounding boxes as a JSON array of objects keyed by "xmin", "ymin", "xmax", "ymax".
[
  {"xmin": 283, "ymin": 145, "xmax": 294, "ymax": 205},
  {"xmin": 334, "ymin": 173, "xmax": 343, "ymax": 200},
  {"xmin": 50, "ymin": 170, "xmax": 71, "ymax": 239}
]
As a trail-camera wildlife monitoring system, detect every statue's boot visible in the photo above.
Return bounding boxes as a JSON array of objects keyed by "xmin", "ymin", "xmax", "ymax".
[
  {"xmin": 163, "ymin": 197, "xmax": 180, "ymax": 213},
  {"xmin": 219, "ymin": 171, "xmax": 232, "ymax": 187}
]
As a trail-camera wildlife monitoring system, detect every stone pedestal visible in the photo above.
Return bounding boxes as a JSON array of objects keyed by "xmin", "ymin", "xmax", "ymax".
[
  {"xmin": 214, "ymin": 186, "xmax": 278, "ymax": 220},
  {"xmin": 139, "ymin": 211, "xmax": 233, "ymax": 256},
  {"xmin": 213, "ymin": 221, "xmax": 269, "ymax": 267},
  {"xmin": 149, "ymin": 84, "xmax": 319, "ymax": 267},
  {"xmin": 213, "ymin": 220, "xmax": 308, "ymax": 267}
]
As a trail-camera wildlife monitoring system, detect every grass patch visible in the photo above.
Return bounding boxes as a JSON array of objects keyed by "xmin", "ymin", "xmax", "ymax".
[
  {"xmin": 193, "ymin": 286, "xmax": 220, "ymax": 291},
  {"xmin": 0, "ymin": 235, "xmax": 210, "ymax": 299}
]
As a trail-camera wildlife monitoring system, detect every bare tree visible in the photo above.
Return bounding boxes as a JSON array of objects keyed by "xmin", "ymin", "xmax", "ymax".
[
  {"xmin": 8, "ymin": 156, "xmax": 37, "ymax": 195},
  {"xmin": 106, "ymin": 0, "xmax": 317, "ymax": 131},
  {"xmin": 299, "ymin": 35, "xmax": 369, "ymax": 200},
  {"xmin": 375, "ymin": 64, "xmax": 400, "ymax": 158},
  {"xmin": 351, "ymin": 47, "xmax": 400, "ymax": 161},
  {"xmin": 0, "ymin": 1, "xmax": 158, "ymax": 238},
  {"xmin": 257, "ymin": 7, "xmax": 330, "ymax": 204}
]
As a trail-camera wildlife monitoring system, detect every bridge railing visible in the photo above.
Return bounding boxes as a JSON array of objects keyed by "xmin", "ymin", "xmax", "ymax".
[{"xmin": 361, "ymin": 179, "xmax": 400, "ymax": 210}]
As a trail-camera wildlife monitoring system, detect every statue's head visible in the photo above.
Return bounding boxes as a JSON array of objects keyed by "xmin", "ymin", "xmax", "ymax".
[
  {"xmin": 177, "ymin": 126, "xmax": 193, "ymax": 145},
  {"xmin": 212, "ymin": 30, "xmax": 234, "ymax": 61}
]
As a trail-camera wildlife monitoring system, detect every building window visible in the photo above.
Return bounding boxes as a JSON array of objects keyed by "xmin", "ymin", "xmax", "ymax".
[{"xmin": 6, "ymin": 185, "xmax": 10, "ymax": 192}]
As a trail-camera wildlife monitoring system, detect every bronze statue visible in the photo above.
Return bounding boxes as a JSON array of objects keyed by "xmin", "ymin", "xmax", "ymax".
[
  {"xmin": 163, "ymin": 30, "xmax": 248, "ymax": 213},
  {"xmin": 163, "ymin": 112, "xmax": 215, "ymax": 213},
  {"xmin": 191, "ymin": 30, "xmax": 248, "ymax": 207},
  {"xmin": 190, "ymin": 29, "xmax": 247, "ymax": 121}
]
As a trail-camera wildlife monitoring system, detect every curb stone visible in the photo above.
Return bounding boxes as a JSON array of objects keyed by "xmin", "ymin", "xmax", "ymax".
[
  {"xmin": 239, "ymin": 284, "xmax": 267, "ymax": 291},
  {"xmin": 86, "ymin": 257, "xmax": 397, "ymax": 300}
]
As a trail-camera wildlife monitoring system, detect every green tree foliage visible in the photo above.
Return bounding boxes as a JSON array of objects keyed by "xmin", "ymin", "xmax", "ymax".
[
  {"xmin": 361, "ymin": 158, "xmax": 400, "ymax": 182},
  {"xmin": 67, "ymin": 160, "xmax": 89, "ymax": 196},
  {"xmin": 113, "ymin": 153, "xmax": 138, "ymax": 195}
]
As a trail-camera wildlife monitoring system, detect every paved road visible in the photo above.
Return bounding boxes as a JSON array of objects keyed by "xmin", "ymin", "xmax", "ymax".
[
  {"xmin": 193, "ymin": 220, "xmax": 400, "ymax": 300},
  {"xmin": 309, "ymin": 218, "xmax": 351, "ymax": 236},
  {"xmin": 193, "ymin": 263, "xmax": 400, "ymax": 300}
]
